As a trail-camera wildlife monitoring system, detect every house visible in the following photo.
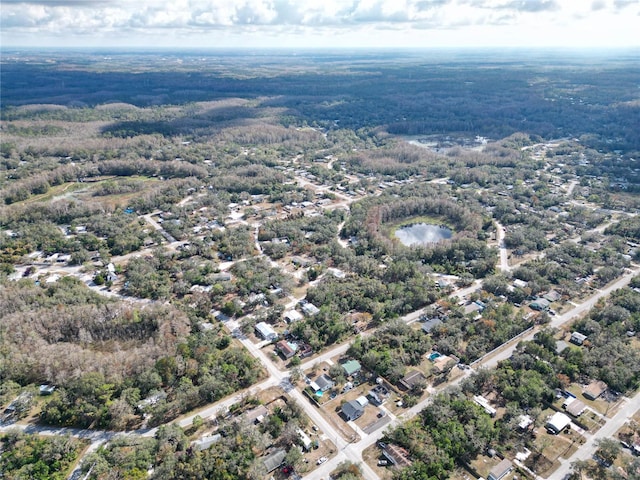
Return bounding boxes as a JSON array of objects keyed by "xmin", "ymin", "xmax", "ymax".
[
  {"xmin": 248, "ymin": 292, "xmax": 266, "ymax": 305},
  {"xmin": 421, "ymin": 318, "xmax": 443, "ymax": 334},
  {"xmin": 255, "ymin": 322, "xmax": 278, "ymax": 341},
  {"xmin": 433, "ymin": 354, "xmax": 458, "ymax": 375},
  {"xmin": 530, "ymin": 298, "xmax": 550, "ymax": 311},
  {"xmin": 314, "ymin": 374, "xmax": 335, "ymax": 392},
  {"xmin": 193, "ymin": 434, "xmax": 222, "ymax": 451},
  {"xmin": 570, "ymin": 331, "xmax": 588, "ymax": 346},
  {"xmin": 136, "ymin": 392, "xmax": 167, "ymax": 412},
  {"xmin": 342, "ymin": 399, "xmax": 365, "ymax": 421},
  {"xmin": 39, "ymin": 384, "xmax": 55, "ymax": 396},
  {"xmin": 556, "ymin": 340, "xmax": 569, "ymax": 354},
  {"xmin": 546, "ymin": 412, "xmax": 572, "ymax": 434},
  {"xmin": 244, "ymin": 405, "xmax": 269, "ymax": 424},
  {"xmin": 214, "ymin": 311, "xmax": 231, "ymax": 322},
  {"xmin": 382, "ymin": 444, "xmax": 413, "ymax": 469},
  {"xmin": 297, "ymin": 428, "xmax": 312, "ymax": 451},
  {"xmin": 368, "ymin": 391, "xmax": 384, "ymax": 406},
  {"xmin": 298, "ymin": 344, "xmax": 313, "ymax": 359},
  {"xmin": 292, "ymin": 257, "xmax": 311, "ymax": 268},
  {"xmin": 341, "ymin": 359, "xmax": 362, "ymax": 377},
  {"xmin": 368, "ymin": 385, "xmax": 390, "ymax": 405},
  {"xmin": 263, "ymin": 449, "xmax": 287, "ymax": 473},
  {"xmin": 513, "ymin": 279, "xmax": 528, "ymax": 289},
  {"xmin": 275, "ymin": 340, "xmax": 298, "ymax": 359},
  {"xmin": 301, "ymin": 302, "xmax": 320, "ymax": 316},
  {"xmin": 464, "ymin": 302, "xmax": 483, "ymax": 316},
  {"xmin": 488, "ymin": 458, "xmax": 513, "ymax": 480},
  {"xmin": 564, "ymin": 397, "xmax": 587, "ymax": 417},
  {"xmin": 473, "ymin": 395, "xmax": 497, "ymax": 417},
  {"xmin": 544, "ymin": 290, "xmax": 562, "ymax": 302},
  {"xmin": 212, "ymin": 272, "xmax": 232, "ymax": 282},
  {"xmin": 400, "ymin": 370, "xmax": 427, "ymax": 390},
  {"xmin": 583, "ymin": 380, "xmax": 608, "ymax": 400},
  {"xmin": 284, "ymin": 310, "xmax": 303, "ymax": 324},
  {"xmin": 517, "ymin": 415, "xmax": 533, "ymax": 431}
]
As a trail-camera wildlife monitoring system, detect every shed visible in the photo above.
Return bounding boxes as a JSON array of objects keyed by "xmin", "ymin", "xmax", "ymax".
[
  {"xmin": 255, "ymin": 322, "xmax": 278, "ymax": 341},
  {"xmin": 341, "ymin": 359, "xmax": 362, "ymax": 377},
  {"xmin": 488, "ymin": 458, "xmax": 513, "ymax": 480},
  {"xmin": 263, "ymin": 449, "xmax": 287, "ymax": 473},
  {"xmin": 570, "ymin": 332, "xmax": 587, "ymax": 346},
  {"xmin": 546, "ymin": 412, "xmax": 571, "ymax": 434}
]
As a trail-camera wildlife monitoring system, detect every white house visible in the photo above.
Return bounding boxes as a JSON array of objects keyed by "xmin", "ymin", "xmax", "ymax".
[
  {"xmin": 255, "ymin": 322, "xmax": 278, "ymax": 341},
  {"xmin": 546, "ymin": 412, "xmax": 572, "ymax": 434}
]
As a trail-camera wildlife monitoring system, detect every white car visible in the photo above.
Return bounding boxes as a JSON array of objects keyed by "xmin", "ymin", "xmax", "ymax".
[{"xmin": 316, "ymin": 456, "xmax": 328, "ymax": 465}]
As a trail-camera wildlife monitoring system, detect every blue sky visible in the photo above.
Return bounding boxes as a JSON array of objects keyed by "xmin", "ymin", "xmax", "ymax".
[{"xmin": 2, "ymin": 0, "xmax": 639, "ymax": 49}]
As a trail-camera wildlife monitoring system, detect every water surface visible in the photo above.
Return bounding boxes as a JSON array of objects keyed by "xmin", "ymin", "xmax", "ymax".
[{"xmin": 394, "ymin": 223, "xmax": 452, "ymax": 246}]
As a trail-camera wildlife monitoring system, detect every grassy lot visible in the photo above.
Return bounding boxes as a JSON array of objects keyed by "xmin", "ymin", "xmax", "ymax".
[{"xmin": 22, "ymin": 181, "xmax": 87, "ymax": 204}]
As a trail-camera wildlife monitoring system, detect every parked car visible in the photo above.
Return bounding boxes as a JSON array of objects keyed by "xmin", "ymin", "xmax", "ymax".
[{"xmin": 316, "ymin": 456, "xmax": 328, "ymax": 465}]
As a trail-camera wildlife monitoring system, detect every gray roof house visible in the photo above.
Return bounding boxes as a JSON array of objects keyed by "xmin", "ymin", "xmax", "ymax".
[
  {"xmin": 193, "ymin": 434, "xmax": 222, "ymax": 451},
  {"xmin": 263, "ymin": 449, "xmax": 287, "ymax": 473},
  {"xmin": 315, "ymin": 374, "xmax": 335, "ymax": 392},
  {"xmin": 255, "ymin": 322, "xmax": 278, "ymax": 341},
  {"xmin": 421, "ymin": 318, "xmax": 443, "ymax": 334},
  {"xmin": 488, "ymin": 458, "xmax": 513, "ymax": 480},
  {"xmin": 530, "ymin": 298, "xmax": 550, "ymax": 311},
  {"xmin": 570, "ymin": 331, "xmax": 587, "ymax": 346},
  {"xmin": 342, "ymin": 399, "xmax": 365, "ymax": 421}
]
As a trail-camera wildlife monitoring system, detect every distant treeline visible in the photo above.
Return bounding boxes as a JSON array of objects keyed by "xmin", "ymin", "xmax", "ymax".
[{"xmin": 2, "ymin": 54, "xmax": 639, "ymax": 151}]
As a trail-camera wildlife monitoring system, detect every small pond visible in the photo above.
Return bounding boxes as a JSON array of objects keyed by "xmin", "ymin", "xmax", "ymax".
[{"xmin": 394, "ymin": 223, "xmax": 452, "ymax": 246}]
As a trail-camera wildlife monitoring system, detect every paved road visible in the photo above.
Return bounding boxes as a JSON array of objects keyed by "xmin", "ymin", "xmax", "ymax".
[
  {"xmin": 496, "ymin": 221, "xmax": 510, "ymax": 273},
  {"xmin": 479, "ymin": 266, "xmax": 640, "ymax": 371},
  {"xmin": 551, "ymin": 390, "xmax": 640, "ymax": 480},
  {"xmin": 6, "ymin": 183, "xmax": 639, "ymax": 480}
]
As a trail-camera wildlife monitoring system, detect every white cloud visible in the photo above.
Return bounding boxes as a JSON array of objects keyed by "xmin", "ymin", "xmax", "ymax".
[{"xmin": 1, "ymin": 0, "xmax": 638, "ymax": 47}]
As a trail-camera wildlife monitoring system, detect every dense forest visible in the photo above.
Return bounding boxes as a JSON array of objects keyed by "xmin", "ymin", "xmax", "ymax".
[{"xmin": 2, "ymin": 50, "xmax": 639, "ymax": 152}]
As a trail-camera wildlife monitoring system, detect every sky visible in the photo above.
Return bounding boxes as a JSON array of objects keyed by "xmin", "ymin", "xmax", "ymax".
[{"xmin": 1, "ymin": 0, "xmax": 639, "ymax": 49}]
